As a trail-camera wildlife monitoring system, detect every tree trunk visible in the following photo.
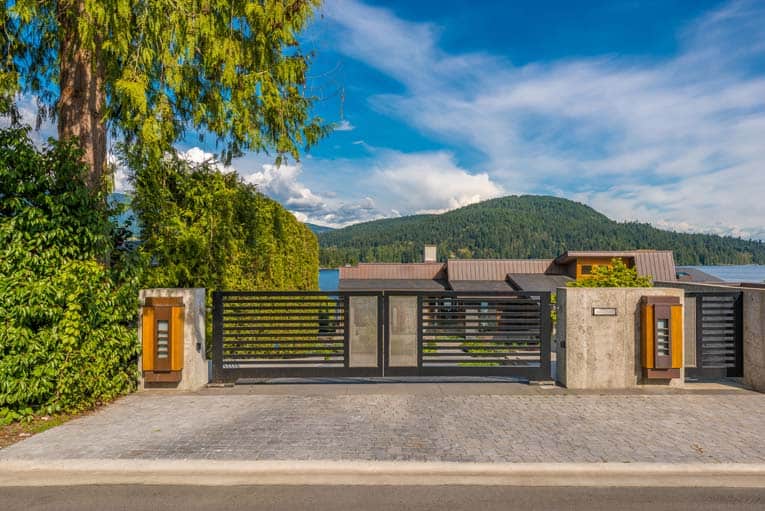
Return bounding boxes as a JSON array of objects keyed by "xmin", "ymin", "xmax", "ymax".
[{"xmin": 57, "ymin": 0, "xmax": 107, "ymax": 193}]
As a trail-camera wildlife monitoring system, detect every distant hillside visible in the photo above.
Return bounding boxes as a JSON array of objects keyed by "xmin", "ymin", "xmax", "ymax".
[
  {"xmin": 318, "ymin": 195, "xmax": 765, "ymax": 267},
  {"xmin": 306, "ymin": 222, "xmax": 334, "ymax": 235}
]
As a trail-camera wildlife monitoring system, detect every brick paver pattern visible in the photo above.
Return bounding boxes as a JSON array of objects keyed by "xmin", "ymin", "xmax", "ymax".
[{"xmin": 2, "ymin": 392, "xmax": 765, "ymax": 463}]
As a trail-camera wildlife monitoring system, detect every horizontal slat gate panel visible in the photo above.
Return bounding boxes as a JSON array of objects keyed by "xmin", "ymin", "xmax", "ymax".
[
  {"xmin": 222, "ymin": 302, "xmax": 345, "ymax": 363},
  {"xmin": 418, "ymin": 293, "xmax": 546, "ymax": 371},
  {"xmin": 688, "ymin": 292, "xmax": 743, "ymax": 377},
  {"xmin": 212, "ymin": 291, "xmax": 384, "ymax": 379}
]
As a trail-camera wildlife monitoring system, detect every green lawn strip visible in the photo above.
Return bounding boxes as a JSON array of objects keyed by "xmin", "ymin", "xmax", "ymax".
[{"xmin": 0, "ymin": 413, "xmax": 79, "ymax": 449}]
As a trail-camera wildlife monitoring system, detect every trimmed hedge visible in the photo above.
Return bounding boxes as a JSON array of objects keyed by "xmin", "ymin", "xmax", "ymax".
[{"xmin": 130, "ymin": 152, "xmax": 318, "ymax": 292}]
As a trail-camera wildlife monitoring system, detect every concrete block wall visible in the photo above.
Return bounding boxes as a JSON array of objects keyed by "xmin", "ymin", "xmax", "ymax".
[
  {"xmin": 556, "ymin": 287, "xmax": 685, "ymax": 389},
  {"xmin": 744, "ymin": 289, "xmax": 765, "ymax": 392},
  {"xmin": 138, "ymin": 288, "xmax": 209, "ymax": 390}
]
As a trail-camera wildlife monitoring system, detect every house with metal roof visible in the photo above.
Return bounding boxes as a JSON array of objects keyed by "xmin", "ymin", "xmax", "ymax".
[
  {"xmin": 675, "ymin": 267, "xmax": 724, "ymax": 283},
  {"xmin": 338, "ymin": 247, "xmax": 683, "ymax": 293},
  {"xmin": 338, "ymin": 262, "xmax": 449, "ymax": 291}
]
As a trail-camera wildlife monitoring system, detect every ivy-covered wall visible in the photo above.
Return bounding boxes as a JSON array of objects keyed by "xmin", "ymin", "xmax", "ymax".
[{"xmin": 130, "ymin": 153, "xmax": 318, "ymax": 292}]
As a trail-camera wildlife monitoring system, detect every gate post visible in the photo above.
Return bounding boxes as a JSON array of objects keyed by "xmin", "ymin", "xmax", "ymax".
[
  {"xmin": 556, "ymin": 287, "xmax": 685, "ymax": 389},
  {"xmin": 139, "ymin": 288, "xmax": 208, "ymax": 390},
  {"xmin": 538, "ymin": 292, "xmax": 553, "ymax": 381},
  {"xmin": 743, "ymin": 289, "xmax": 765, "ymax": 392},
  {"xmin": 211, "ymin": 290, "xmax": 225, "ymax": 383}
]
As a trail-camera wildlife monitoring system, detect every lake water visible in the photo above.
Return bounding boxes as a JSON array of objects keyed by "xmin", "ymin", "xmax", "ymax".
[
  {"xmin": 690, "ymin": 265, "xmax": 765, "ymax": 283},
  {"xmin": 319, "ymin": 265, "xmax": 765, "ymax": 290},
  {"xmin": 319, "ymin": 268, "xmax": 340, "ymax": 290}
]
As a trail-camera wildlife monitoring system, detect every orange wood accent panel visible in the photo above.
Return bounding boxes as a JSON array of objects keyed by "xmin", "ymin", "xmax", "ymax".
[
  {"xmin": 575, "ymin": 257, "xmax": 633, "ymax": 279},
  {"xmin": 144, "ymin": 370, "xmax": 182, "ymax": 383},
  {"xmin": 145, "ymin": 297, "xmax": 183, "ymax": 307},
  {"xmin": 670, "ymin": 304, "xmax": 683, "ymax": 369},
  {"xmin": 141, "ymin": 306, "xmax": 155, "ymax": 372},
  {"xmin": 641, "ymin": 304, "xmax": 654, "ymax": 369},
  {"xmin": 171, "ymin": 305, "xmax": 185, "ymax": 371}
]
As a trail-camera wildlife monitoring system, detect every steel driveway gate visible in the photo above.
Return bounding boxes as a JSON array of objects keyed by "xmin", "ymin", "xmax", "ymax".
[
  {"xmin": 212, "ymin": 291, "xmax": 383, "ymax": 381},
  {"xmin": 685, "ymin": 291, "xmax": 743, "ymax": 379},
  {"xmin": 384, "ymin": 291, "xmax": 552, "ymax": 378},
  {"xmin": 212, "ymin": 290, "xmax": 552, "ymax": 382}
]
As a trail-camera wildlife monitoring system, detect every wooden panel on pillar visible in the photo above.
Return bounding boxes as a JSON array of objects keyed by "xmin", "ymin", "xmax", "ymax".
[
  {"xmin": 670, "ymin": 304, "xmax": 683, "ymax": 369},
  {"xmin": 171, "ymin": 305, "xmax": 185, "ymax": 371},
  {"xmin": 141, "ymin": 306, "xmax": 155, "ymax": 372},
  {"xmin": 641, "ymin": 304, "xmax": 654, "ymax": 369}
]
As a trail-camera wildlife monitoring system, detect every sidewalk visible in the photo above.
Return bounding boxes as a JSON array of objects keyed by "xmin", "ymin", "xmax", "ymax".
[{"xmin": 2, "ymin": 383, "xmax": 765, "ymax": 486}]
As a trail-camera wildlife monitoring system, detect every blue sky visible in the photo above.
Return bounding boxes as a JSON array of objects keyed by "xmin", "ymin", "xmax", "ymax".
[
  {"xmin": 17, "ymin": 0, "xmax": 764, "ymax": 238},
  {"xmin": 224, "ymin": 0, "xmax": 765, "ymax": 240}
]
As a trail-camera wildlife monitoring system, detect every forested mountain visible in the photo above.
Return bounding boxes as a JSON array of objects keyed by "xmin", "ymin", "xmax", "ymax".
[
  {"xmin": 318, "ymin": 196, "xmax": 765, "ymax": 267},
  {"xmin": 306, "ymin": 223, "xmax": 335, "ymax": 234}
]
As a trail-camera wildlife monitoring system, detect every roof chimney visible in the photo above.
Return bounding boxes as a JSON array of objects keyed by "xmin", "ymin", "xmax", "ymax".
[{"xmin": 424, "ymin": 245, "xmax": 437, "ymax": 262}]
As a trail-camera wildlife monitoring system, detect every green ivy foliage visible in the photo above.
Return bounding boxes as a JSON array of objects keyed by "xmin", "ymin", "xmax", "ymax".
[
  {"xmin": 0, "ymin": 128, "xmax": 142, "ymax": 424},
  {"xmin": 567, "ymin": 259, "xmax": 653, "ymax": 288},
  {"xmin": 129, "ymin": 151, "xmax": 318, "ymax": 292}
]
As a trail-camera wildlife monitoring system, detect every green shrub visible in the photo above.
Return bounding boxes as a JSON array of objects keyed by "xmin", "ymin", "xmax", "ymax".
[
  {"xmin": 128, "ymin": 151, "xmax": 318, "ymax": 291},
  {"xmin": 0, "ymin": 127, "xmax": 141, "ymax": 422},
  {"xmin": 567, "ymin": 258, "xmax": 653, "ymax": 288}
]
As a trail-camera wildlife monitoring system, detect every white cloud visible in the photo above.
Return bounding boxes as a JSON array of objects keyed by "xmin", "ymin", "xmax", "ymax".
[
  {"xmin": 213, "ymin": 146, "xmax": 504, "ymax": 227},
  {"xmin": 0, "ymin": 95, "xmax": 57, "ymax": 142},
  {"xmin": 323, "ymin": 0, "xmax": 765, "ymax": 239},
  {"xmin": 334, "ymin": 119, "xmax": 355, "ymax": 131},
  {"xmin": 236, "ymin": 159, "xmax": 381, "ymax": 226},
  {"xmin": 291, "ymin": 210, "xmax": 309, "ymax": 223},
  {"xmin": 370, "ymin": 151, "xmax": 504, "ymax": 214},
  {"xmin": 107, "ymin": 152, "xmax": 132, "ymax": 193},
  {"xmin": 181, "ymin": 147, "xmax": 220, "ymax": 167},
  {"xmin": 244, "ymin": 163, "xmax": 326, "ymax": 210}
]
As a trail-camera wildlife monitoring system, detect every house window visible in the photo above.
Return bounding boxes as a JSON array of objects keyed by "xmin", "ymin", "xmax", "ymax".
[{"xmin": 581, "ymin": 265, "xmax": 593, "ymax": 275}]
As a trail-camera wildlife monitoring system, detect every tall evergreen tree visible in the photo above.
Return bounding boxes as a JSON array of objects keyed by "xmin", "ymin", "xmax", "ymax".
[{"xmin": 1, "ymin": 0, "xmax": 325, "ymax": 192}]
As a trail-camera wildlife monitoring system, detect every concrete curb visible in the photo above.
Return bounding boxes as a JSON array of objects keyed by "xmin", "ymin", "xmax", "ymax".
[{"xmin": 2, "ymin": 460, "xmax": 765, "ymax": 487}]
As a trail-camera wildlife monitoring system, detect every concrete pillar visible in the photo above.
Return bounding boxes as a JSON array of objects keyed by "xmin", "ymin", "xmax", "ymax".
[
  {"xmin": 556, "ymin": 287, "xmax": 685, "ymax": 389},
  {"xmin": 139, "ymin": 288, "xmax": 208, "ymax": 390},
  {"xmin": 743, "ymin": 289, "xmax": 765, "ymax": 392}
]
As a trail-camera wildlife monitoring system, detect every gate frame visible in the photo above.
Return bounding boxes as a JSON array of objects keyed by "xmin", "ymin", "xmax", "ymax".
[
  {"xmin": 212, "ymin": 290, "xmax": 553, "ymax": 382},
  {"xmin": 684, "ymin": 290, "xmax": 743, "ymax": 379},
  {"xmin": 211, "ymin": 290, "xmax": 384, "ymax": 382},
  {"xmin": 382, "ymin": 291, "xmax": 552, "ymax": 379}
]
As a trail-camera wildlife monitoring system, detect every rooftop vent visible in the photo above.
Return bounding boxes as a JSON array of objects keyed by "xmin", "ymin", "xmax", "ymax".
[{"xmin": 424, "ymin": 245, "xmax": 437, "ymax": 262}]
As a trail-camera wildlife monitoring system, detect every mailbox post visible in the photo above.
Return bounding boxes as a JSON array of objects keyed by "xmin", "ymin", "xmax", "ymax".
[
  {"xmin": 641, "ymin": 296, "xmax": 683, "ymax": 380},
  {"xmin": 142, "ymin": 297, "xmax": 185, "ymax": 383}
]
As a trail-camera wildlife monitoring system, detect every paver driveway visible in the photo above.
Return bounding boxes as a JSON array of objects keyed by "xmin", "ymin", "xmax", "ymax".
[{"xmin": 2, "ymin": 383, "xmax": 764, "ymax": 463}]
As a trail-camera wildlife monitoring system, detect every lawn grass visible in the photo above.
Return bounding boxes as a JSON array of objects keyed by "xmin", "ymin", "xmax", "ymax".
[{"xmin": 0, "ymin": 413, "xmax": 80, "ymax": 449}]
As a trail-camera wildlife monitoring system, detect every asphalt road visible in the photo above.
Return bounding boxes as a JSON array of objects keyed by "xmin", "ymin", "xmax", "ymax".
[{"xmin": 2, "ymin": 485, "xmax": 765, "ymax": 511}]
